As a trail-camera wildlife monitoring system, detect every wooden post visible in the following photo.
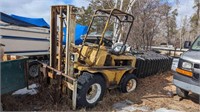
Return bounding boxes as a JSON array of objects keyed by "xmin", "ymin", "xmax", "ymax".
[
  {"xmin": 174, "ymin": 48, "xmax": 176, "ymax": 57},
  {"xmin": 50, "ymin": 6, "xmax": 57, "ymax": 68}
]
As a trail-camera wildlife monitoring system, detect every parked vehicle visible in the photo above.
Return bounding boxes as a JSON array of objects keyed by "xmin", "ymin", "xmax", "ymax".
[
  {"xmin": 0, "ymin": 12, "xmax": 50, "ymax": 78},
  {"xmin": 173, "ymin": 35, "xmax": 200, "ymax": 98}
]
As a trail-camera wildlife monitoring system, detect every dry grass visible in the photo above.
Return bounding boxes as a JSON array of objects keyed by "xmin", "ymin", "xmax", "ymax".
[{"xmin": 1, "ymin": 71, "xmax": 200, "ymax": 111}]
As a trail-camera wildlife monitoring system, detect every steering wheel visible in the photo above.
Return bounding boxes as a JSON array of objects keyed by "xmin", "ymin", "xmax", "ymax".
[{"xmin": 96, "ymin": 36, "xmax": 113, "ymax": 47}]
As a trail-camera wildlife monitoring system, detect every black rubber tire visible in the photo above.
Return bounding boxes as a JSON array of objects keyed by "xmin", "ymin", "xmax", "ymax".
[
  {"xmin": 119, "ymin": 74, "xmax": 137, "ymax": 93},
  {"xmin": 176, "ymin": 87, "xmax": 189, "ymax": 98},
  {"xmin": 77, "ymin": 72, "xmax": 106, "ymax": 108},
  {"xmin": 28, "ymin": 61, "xmax": 39, "ymax": 78}
]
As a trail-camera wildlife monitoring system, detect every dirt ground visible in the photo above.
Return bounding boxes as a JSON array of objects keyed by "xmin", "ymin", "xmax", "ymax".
[{"xmin": 1, "ymin": 71, "xmax": 200, "ymax": 111}]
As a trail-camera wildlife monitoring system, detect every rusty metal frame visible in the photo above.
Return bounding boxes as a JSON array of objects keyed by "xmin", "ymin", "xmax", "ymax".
[
  {"xmin": 40, "ymin": 62, "xmax": 77, "ymax": 110},
  {"xmin": 81, "ymin": 9, "xmax": 134, "ymax": 45},
  {"xmin": 45, "ymin": 5, "xmax": 78, "ymax": 110}
]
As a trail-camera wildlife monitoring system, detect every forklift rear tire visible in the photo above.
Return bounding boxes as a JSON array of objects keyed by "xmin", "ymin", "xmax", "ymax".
[
  {"xmin": 119, "ymin": 74, "xmax": 137, "ymax": 93},
  {"xmin": 77, "ymin": 72, "xmax": 106, "ymax": 108},
  {"xmin": 176, "ymin": 87, "xmax": 189, "ymax": 98}
]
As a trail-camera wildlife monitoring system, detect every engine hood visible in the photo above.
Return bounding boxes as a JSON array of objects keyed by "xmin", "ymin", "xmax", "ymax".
[{"xmin": 181, "ymin": 50, "xmax": 200, "ymax": 64}]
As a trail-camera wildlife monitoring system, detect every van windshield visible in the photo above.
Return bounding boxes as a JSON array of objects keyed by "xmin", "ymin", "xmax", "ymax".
[{"xmin": 191, "ymin": 36, "xmax": 200, "ymax": 51}]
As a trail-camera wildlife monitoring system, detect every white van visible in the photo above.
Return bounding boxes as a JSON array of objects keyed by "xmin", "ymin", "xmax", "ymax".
[{"xmin": 173, "ymin": 35, "xmax": 200, "ymax": 97}]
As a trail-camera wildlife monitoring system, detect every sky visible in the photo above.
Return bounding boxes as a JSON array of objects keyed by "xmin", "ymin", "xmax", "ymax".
[
  {"xmin": 0, "ymin": 0, "xmax": 196, "ymax": 27},
  {"xmin": 0, "ymin": 0, "xmax": 90, "ymax": 23},
  {"xmin": 173, "ymin": 0, "xmax": 195, "ymax": 27}
]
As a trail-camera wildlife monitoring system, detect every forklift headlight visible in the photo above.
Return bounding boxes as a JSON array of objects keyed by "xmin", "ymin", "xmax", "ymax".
[
  {"xmin": 70, "ymin": 54, "xmax": 74, "ymax": 61},
  {"xmin": 182, "ymin": 62, "xmax": 192, "ymax": 69},
  {"xmin": 70, "ymin": 53, "xmax": 79, "ymax": 62}
]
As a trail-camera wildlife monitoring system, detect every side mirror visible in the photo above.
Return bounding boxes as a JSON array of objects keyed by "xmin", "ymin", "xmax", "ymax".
[
  {"xmin": 197, "ymin": 41, "xmax": 200, "ymax": 46},
  {"xmin": 183, "ymin": 41, "xmax": 191, "ymax": 49}
]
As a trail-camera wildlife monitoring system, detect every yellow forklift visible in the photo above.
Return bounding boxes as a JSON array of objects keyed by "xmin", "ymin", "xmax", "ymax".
[{"xmin": 40, "ymin": 5, "xmax": 137, "ymax": 109}]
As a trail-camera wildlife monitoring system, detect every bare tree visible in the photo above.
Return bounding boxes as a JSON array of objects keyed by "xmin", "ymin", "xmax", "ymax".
[
  {"xmin": 79, "ymin": 0, "xmax": 178, "ymax": 50},
  {"xmin": 190, "ymin": 0, "xmax": 200, "ymax": 40},
  {"xmin": 128, "ymin": 0, "xmax": 171, "ymax": 50}
]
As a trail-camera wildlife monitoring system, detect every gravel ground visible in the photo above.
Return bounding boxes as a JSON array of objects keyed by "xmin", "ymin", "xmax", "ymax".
[{"xmin": 1, "ymin": 71, "xmax": 200, "ymax": 111}]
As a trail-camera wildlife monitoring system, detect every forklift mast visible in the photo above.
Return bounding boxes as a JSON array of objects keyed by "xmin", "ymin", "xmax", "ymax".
[
  {"xmin": 50, "ymin": 5, "xmax": 76, "ymax": 75},
  {"xmin": 40, "ymin": 5, "xmax": 83, "ymax": 110}
]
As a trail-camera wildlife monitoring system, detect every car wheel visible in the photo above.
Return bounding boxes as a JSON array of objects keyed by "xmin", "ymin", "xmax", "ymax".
[
  {"xmin": 28, "ymin": 61, "xmax": 39, "ymax": 78},
  {"xmin": 176, "ymin": 87, "xmax": 189, "ymax": 98}
]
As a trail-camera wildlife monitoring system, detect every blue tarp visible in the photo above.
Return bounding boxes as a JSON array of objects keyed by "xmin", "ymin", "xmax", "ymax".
[
  {"xmin": 11, "ymin": 14, "xmax": 49, "ymax": 28},
  {"xmin": 0, "ymin": 12, "xmax": 35, "ymax": 27},
  {"xmin": 63, "ymin": 24, "xmax": 88, "ymax": 45},
  {"xmin": 0, "ymin": 12, "xmax": 49, "ymax": 28}
]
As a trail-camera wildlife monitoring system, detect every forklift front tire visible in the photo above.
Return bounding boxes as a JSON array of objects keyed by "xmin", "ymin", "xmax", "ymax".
[
  {"xmin": 119, "ymin": 74, "xmax": 137, "ymax": 93},
  {"xmin": 77, "ymin": 72, "xmax": 106, "ymax": 108},
  {"xmin": 176, "ymin": 87, "xmax": 189, "ymax": 98}
]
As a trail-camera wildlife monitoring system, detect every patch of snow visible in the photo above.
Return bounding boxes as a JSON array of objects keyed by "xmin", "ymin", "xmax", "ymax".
[
  {"xmin": 171, "ymin": 58, "xmax": 179, "ymax": 71},
  {"xmin": 155, "ymin": 108, "xmax": 183, "ymax": 112},
  {"xmin": 113, "ymin": 101, "xmax": 183, "ymax": 112},
  {"xmin": 12, "ymin": 83, "xmax": 39, "ymax": 95},
  {"xmin": 118, "ymin": 105, "xmax": 149, "ymax": 112},
  {"xmin": 113, "ymin": 100, "xmax": 150, "ymax": 112}
]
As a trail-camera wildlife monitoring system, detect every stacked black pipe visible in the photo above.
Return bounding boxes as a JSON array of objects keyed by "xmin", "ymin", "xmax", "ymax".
[{"xmin": 133, "ymin": 51, "xmax": 173, "ymax": 78}]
